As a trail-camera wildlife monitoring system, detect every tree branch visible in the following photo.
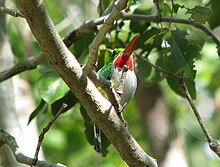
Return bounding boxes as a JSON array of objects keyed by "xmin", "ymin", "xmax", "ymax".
[
  {"xmin": 1, "ymin": 11, "xmax": 220, "ymax": 82},
  {"xmin": 0, "ymin": 15, "xmax": 105, "ymax": 83},
  {"xmin": 153, "ymin": 0, "xmax": 162, "ymax": 20},
  {"xmin": 0, "ymin": 6, "xmax": 23, "ymax": 17},
  {"xmin": 0, "ymin": 130, "xmax": 66, "ymax": 167},
  {"xmin": 33, "ymin": 103, "xmax": 67, "ymax": 166},
  {"xmin": 89, "ymin": 70, "xmax": 121, "ymax": 112},
  {"xmin": 121, "ymin": 12, "xmax": 220, "ymax": 50},
  {"xmin": 84, "ymin": 0, "xmax": 128, "ymax": 75},
  {"xmin": 0, "ymin": 52, "xmax": 45, "ymax": 82},
  {"xmin": 179, "ymin": 80, "xmax": 220, "ymax": 158},
  {"xmin": 15, "ymin": 0, "xmax": 157, "ymax": 166},
  {"xmin": 137, "ymin": 55, "xmax": 220, "ymax": 158}
]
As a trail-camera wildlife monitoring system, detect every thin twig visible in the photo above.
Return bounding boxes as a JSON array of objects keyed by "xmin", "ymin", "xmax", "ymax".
[
  {"xmin": 136, "ymin": 54, "xmax": 181, "ymax": 80},
  {"xmin": 0, "ymin": 6, "xmax": 23, "ymax": 17},
  {"xmin": 0, "ymin": 130, "xmax": 66, "ymax": 167},
  {"xmin": 179, "ymin": 80, "xmax": 213, "ymax": 142},
  {"xmin": 32, "ymin": 103, "xmax": 67, "ymax": 166},
  {"xmin": 179, "ymin": 80, "xmax": 220, "ymax": 157},
  {"xmin": 137, "ymin": 55, "xmax": 220, "ymax": 158}
]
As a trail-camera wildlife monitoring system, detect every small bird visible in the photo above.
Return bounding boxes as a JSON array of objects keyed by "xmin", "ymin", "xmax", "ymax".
[{"xmin": 94, "ymin": 34, "xmax": 139, "ymax": 152}]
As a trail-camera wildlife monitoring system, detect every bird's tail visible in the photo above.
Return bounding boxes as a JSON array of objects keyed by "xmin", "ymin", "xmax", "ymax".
[{"xmin": 94, "ymin": 124, "xmax": 102, "ymax": 152}]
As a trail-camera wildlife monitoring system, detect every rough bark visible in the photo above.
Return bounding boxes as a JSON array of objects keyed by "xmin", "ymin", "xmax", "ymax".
[{"xmin": 15, "ymin": 0, "xmax": 158, "ymax": 166}]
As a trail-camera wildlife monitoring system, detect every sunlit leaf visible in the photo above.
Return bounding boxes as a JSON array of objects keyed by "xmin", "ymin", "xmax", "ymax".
[
  {"xmin": 186, "ymin": 6, "xmax": 211, "ymax": 24},
  {"xmin": 136, "ymin": 27, "xmax": 163, "ymax": 53},
  {"xmin": 98, "ymin": 49, "xmax": 114, "ymax": 70},
  {"xmin": 38, "ymin": 72, "xmax": 69, "ymax": 104},
  {"xmin": 144, "ymin": 28, "xmax": 168, "ymax": 45}
]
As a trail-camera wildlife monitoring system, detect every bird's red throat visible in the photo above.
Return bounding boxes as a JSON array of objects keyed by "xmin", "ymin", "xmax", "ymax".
[{"xmin": 113, "ymin": 54, "xmax": 134, "ymax": 71}]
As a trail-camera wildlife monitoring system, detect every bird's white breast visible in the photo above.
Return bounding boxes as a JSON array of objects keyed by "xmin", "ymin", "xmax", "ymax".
[{"xmin": 112, "ymin": 67, "xmax": 137, "ymax": 107}]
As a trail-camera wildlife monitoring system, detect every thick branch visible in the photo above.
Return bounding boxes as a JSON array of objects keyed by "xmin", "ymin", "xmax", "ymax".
[
  {"xmin": 0, "ymin": 130, "xmax": 66, "ymax": 167},
  {"xmin": 16, "ymin": 0, "xmax": 157, "ymax": 166}
]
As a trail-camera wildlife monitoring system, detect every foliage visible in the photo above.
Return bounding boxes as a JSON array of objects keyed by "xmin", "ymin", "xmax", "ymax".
[{"xmin": 6, "ymin": 0, "xmax": 220, "ymax": 166}]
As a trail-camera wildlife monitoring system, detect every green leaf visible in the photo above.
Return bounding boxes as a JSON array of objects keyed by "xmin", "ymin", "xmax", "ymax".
[
  {"xmin": 80, "ymin": 106, "xmax": 111, "ymax": 156},
  {"xmin": 136, "ymin": 27, "xmax": 163, "ymax": 53},
  {"xmin": 38, "ymin": 72, "xmax": 69, "ymax": 104},
  {"xmin": 166, "ymin": 77, "xmax": 196, "ymax": 99},
  {"xmin": 167, "ymin": 76, "xmax": 183, "ymax": 97},
  {"xmin": 97, "ymin": 0, "xmax": 112, "ymax": 16},
  {"xmin": 144, "ymin": 28, "xmax": 168, "ymax": 45},
  {"xmin": 51, "ymin": 91, "xmax": 78, "ymax": 115},
  {"xmin": 136, "ymin": 57, "xmax": 152, "ymax": 85},
  {"xmin": 130, "ymin": 6, "xmax": 151, "ymax": 33},
  {"xmin": 209, "ymin": 0, "xmax": 220, "ymax": 29},
  {"xmin": 185, "ymin": 78, "xmax": 196, "ymax": 99},
  {"xmin": 38, "ymin": 61, "xmax": 54, "ymax": 74},
  {"xmin": 165, "ymin": 29, "xmax": 201, "ymax": 80},
  {"xmin": 137, "ymin": 56, "xmax": 166, "ymax": 86},
  {"xmin": 186, "ymin": 6, "xmax": 211, "ymax": 24},
  {"xmin": 71, "ymin": 34, "xmax": 94, "ymax": 58},
  {"xmin": 97, "ymin": 49, "xmax": 114, "ymax": 70},
  {"xmin": 28, "ymin": 99, "xmax": 47, "ymax": 125}
]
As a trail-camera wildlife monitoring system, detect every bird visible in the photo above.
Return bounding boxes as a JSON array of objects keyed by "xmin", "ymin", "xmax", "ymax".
[{"xmin": 94, "ymin": 34, "xmax": 139, "ymax": 153}]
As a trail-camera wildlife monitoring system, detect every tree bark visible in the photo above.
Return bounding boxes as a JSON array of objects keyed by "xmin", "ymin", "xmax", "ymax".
[{"xmin": 15, "ymin": 0, "xmax": 158, "ymax": 166}]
